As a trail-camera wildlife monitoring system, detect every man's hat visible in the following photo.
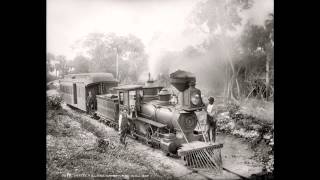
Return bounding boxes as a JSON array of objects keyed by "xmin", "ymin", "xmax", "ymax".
[{"xmin": 208, "ymin": 97, "xmax": 214, "ymax": 102}]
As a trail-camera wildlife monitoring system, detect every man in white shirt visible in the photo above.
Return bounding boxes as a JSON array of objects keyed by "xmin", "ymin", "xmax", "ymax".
[
  {"xmin": 206, "ymin": 97, "xmax": 217, "ymax": 143},
  {"xmin": 119, "ymin": 109, "xmax": 130, "ymax": 145}
]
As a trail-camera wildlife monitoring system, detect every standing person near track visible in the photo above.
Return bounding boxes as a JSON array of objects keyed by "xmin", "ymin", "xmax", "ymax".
[
  {"xmin": 86, "ymin": 91, "xmax": 94, "ymax": 115},
  {"xmin": 119, "ymin": 109, "xmax": 130, "ymax": 145},
  {"xmin": 206, "ymin": 97, "xmax": 217, "ymax": 143}
]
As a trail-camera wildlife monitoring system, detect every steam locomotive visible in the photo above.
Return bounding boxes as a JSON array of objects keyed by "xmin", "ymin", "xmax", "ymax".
[{"xmin": 59, "ymin": 70, "xmax": 223, "ymax": 170}]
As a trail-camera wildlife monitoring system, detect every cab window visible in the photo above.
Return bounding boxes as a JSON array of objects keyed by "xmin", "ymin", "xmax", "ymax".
[
  {"xmin": 138, "ymin": 89, "xmax": 143, "ymax": 97},
  {"xmin": 129, "ymin": 90, "xmax": 136, "ymax": 106}
]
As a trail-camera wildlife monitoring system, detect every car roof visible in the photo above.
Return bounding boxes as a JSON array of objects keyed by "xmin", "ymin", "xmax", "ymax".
[{"xmin": 61, "ymin": 73, "xmax": 118, "ymax": 86}]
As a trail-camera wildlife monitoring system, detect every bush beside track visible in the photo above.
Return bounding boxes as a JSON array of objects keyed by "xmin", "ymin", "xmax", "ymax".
[{"xmin": 215, "ymin": 102, "xmax": 274, "ymax": 174}]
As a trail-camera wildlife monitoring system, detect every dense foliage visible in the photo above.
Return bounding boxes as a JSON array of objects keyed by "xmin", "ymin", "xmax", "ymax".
[
  {"xmin": 216, "ymin": 103, "xmax": 274, "ymax": 173},
  {"xmin": 71, "ymin": 33, "xmax": 148, "ymax": 83},
  {"xmin": 47, "ymin": 95, "xmax": 63, "ymax": 110},
  {"xmin": 47, "ymin": 33, "xmax": 148, "ymax": 84},
  {"xmin": 155, "ymin": 0, "xmax": 273, "ymax": 102}
]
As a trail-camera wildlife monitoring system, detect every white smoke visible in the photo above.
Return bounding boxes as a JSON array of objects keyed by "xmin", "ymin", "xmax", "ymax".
[
  {"xmin": 146, "ymin": 0, "xmax": 274, "ymax": 94},
  {"xmin": 225, "ymin": 0, "xmax": 274, "ymax": 38}
]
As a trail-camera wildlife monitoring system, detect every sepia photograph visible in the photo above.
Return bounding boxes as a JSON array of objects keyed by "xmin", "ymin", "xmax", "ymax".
[{"xmin": 46, "ymin": 0, "xmax": 274, "ymax": 179}]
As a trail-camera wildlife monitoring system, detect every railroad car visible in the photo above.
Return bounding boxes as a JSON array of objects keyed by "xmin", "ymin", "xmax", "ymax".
[{"xmin": 59, "ymin": 73, "xmax": 118, "ymax": 112}]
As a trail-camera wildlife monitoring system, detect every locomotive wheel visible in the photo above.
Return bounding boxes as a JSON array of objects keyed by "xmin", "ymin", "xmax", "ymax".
[
  {"xmin": 130, "ymin": 126, "xmax": 138, "ymax": 140},
  {"xmin": 145, "ymin": 127, "xmax": 153, "ymax": 147},
  {"xmin": 146, "ymin": 127, "xmax": 153, "ymax": 139}
]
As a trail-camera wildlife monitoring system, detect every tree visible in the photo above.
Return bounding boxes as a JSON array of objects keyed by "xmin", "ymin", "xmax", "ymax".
[
  {"xmin": 55, "ymin": 55, "xmax": 70, "ymax": 78},
  {"xmin": 70, "ymin": 55, "xmax": 90, "ymax": 73},
  {"xmin": 192, "ymin": 0, "xmax": 252, "ymax": 32},
  {"xmin": 239, "ymin": 14, "xmax": 274, "ymax": 100},
  {"xmin": 75, "ymin": 33, "xmax": 148, "ymax": 83},
  {"xmin": 190, "ymin": 0, "xmax": 274, "ymax": 102},
  {"xmin": 46, "ymin": 52, "xmax": 57, "ymax": 82},
  {"xmin": 46, "ymin": 52, "xmax": 55, "ymax": 72},
  {"xmin": 264, "ymin": 14, "xmax": 274, "ymax": 100},
  {"xmin": 191, "ymin": 0, "xmax": 252, "ymax": 103}
]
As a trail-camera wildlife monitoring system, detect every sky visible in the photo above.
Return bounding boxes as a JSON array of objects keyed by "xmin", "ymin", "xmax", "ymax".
[
  {"xmin": 47, "ymin": 0, "xmax": 205, "ymax": 60},
  {"xmin": 47, "ymin": 0, "xmax": 273, "ymax": 82}
]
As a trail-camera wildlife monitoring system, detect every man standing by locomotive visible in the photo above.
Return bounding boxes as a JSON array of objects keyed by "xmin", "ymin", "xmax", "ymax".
[
  {"xmin": 119, "ymin": 109, "xmax": 130, "ymax": 145},
  {"xmin": 86, "ymin": 91, "xmax": 94, "ymax": 115},
  {"xmin": 206, "ymin": 97, "xmax": 217, "ymax": 143}
]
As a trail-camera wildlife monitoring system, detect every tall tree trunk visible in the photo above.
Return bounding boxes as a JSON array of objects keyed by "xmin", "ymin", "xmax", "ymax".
[
  {"xmin": 223, "ymin": 64, "xmax": 228, "ymax": 104},
  {"xmin": 227, "ymin": 81, "xmax": 231, "ymax": 103},
  {"xmin": 230, "ymin": 79, "xmax": 236, "ymax": 101},
  {"xmin": 266, "ymin": 55, "xmax": 270, "ymax": 101},
  {"xmin": 226, "ymin": 65, "xmax": 232, "ymax": 103},
  {"xmin": 235, "ymin": 78, "xmax": 241, "ymax": 100},
  {"xmin": 235, "ymin": 66, "xmax": 242, "ymax": 100},
  {"xmin": 222, "ymin": 40, "xmax": 239, "ymax": 102}
]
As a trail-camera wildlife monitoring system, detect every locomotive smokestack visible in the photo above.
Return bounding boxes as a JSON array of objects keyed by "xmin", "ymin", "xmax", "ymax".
[
  {"xmin": 169, "ymin": 70, "xmax": 198, "ymax": 108},
  {"xmin": 169, "ymin": 70, "xmax": 196, "ymax": 92}
]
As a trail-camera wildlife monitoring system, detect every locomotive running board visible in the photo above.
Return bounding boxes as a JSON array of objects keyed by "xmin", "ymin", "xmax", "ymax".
[
  {"xmin": 136, "ymin": 116, "xmax": 167, "ymax": 128},
  {"xmin": 178, "ymin": 141, "xmax": 223, "ymax": 172}
]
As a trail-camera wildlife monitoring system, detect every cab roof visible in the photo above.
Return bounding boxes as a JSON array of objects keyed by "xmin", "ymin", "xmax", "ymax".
[
  {"xmin": 113, "ymin": 84, "xmax": 143, "ymax": 90},
  {"xmin": 142, "ymin": 85, "xmax": 163, "ymax": 89},
  {"xmin": 113, "ymin": 84, "xmax": 164, "ymax": 91}
]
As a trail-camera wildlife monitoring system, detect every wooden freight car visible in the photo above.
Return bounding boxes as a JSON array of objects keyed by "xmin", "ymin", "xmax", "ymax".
[
  {"xmin": 96, "ymin": 93, "xmax": 119, "ymax": 127},
  {"xmin": 59, "ymin": 73, "xmax": 118, "ymax": 112}
]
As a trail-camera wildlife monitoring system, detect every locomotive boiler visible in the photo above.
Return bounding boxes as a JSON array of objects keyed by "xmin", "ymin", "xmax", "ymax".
[{"xmin": 136, "ymin": 70, "xmax": 205, "ymax": 150}]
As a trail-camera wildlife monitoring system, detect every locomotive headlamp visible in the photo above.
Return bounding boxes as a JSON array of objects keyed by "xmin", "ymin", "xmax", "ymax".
[{"xmin": 191, "ymin": 93, "xmax": 200, "ymax": 105}]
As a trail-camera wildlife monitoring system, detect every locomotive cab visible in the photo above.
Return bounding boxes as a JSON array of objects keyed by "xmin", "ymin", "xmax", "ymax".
[{"xmin": 114, "ymin": 85, "xmax": 143, "ymax": 118}]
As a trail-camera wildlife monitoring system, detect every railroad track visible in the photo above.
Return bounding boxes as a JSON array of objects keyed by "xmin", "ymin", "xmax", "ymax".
[{"xmin": 179, "ymin": 166, "xmax": 249, "ymax": 180}]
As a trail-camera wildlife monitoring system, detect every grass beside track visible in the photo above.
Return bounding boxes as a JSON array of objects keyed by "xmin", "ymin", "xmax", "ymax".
[{"xmin": 46, "ymin": 108, "xmax": 176, "ymax": 179}]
